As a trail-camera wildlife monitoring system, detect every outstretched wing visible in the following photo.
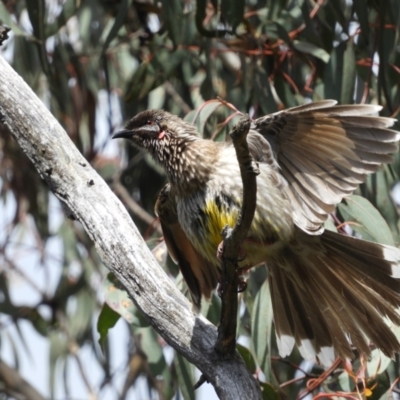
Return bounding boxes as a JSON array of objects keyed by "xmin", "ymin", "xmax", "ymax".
[
  {"xmin": 155, "ymin": 184, "xmax": 219, "ymax": 308},
  {"xmin": 251, "ymin": 101, "xmax": 399, "ymax": 234}
]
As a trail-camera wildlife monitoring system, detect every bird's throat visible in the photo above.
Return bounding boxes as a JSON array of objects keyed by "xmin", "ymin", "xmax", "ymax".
[{"xmin": 159, "ymin": 139, "xmax": 217, "ymax": 195}]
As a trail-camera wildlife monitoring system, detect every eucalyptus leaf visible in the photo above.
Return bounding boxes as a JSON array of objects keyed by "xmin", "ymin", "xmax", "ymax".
[
  {"xmin": 0, "ymin": 2, "xmax": 26, "ymax": 36},
  {"xmin": 191, "ymin": 100, "xmax": 222, "ymax": 136},
  {"xmin": 103, "ymin": 273, "xmax": 149, "ymax": 327},
  {"xmin": 251, "ymin": 280, "xmax": 274, "ymax": 381},
  {"xmin": 341, "ymin": 39, "xmax": 356, "ymax": 104},
  {"xmin": 174, "ymin": 352, "xmax": 195, "ymax": 400},
  {"xmin": 338, "ymin": 195, "xmax": 395, "ymax": 245},
  {"xmin": 137, "ymin": 327, "xmax": 166, "ymax": 376},
  {"xmin": 293, "ymin": 41, "xmax": 330, "ymax": 63},
  {"xmin": 236, "ymin": 343, "xmax": 257, "ymax": 374},
  {"xmin": 97, "ymin": 303, "xmax": 120, "ymax": 351}
]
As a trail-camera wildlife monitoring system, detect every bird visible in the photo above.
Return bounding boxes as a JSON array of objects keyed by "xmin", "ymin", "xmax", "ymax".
[{"xmin": 113, "ymin": 100, "xmax": 400, "ymax": 364}]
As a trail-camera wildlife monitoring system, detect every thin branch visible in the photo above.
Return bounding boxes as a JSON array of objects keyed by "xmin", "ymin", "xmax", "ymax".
[
  {"xmin": 112, "ymin": 180, "xmax": 162, "ymax": 235},
  {"xmin": 215, "ymin": 116, "xmax": 259, "ymax": 355},
  {"xmin": 164, "ymin": 81, "xmax": 192, "ymax": 115},
  {"xmin": 57, "ymin": 311, "xmax": 98, "ymax": 399},
  {"xmin": 0, "ymin": 357, "xmax": 46, "ymax": 400}
]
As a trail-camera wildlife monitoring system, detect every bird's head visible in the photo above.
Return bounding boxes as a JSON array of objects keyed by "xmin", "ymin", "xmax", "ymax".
[
  {"xmin": 113, "ymin": 110, "xmax": 205, "ymax": 186},
  {"xmin": 113, "ymin": 110, "xmax": 198, "ymax": 155}
]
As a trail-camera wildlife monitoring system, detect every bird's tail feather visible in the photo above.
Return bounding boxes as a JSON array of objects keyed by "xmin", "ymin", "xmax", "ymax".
[{"xmin": 269, "ymin": 229, "xmax": 400, "ymax": 364}]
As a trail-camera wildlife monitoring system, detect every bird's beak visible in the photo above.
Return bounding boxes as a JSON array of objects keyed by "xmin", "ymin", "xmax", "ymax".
[{"xmin": 112, "ymin": 129, "xmax": 134, "ymax": 139}]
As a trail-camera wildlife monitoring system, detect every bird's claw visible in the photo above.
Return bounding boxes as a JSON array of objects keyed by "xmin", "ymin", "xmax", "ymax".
[
  {"xmin": 216, "ymin": 241, "xmax": 247, "ymax": 263},
  {"xmin": 237, "ymin": 277, "xmax": 247, "ymax": 293}
]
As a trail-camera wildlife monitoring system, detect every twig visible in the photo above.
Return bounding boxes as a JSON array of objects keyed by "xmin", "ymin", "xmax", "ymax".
[
  {"xmin": 164, "ymin": 82, "xmax": 192, "ymax": 115},
  {"xmin": 4, "ymin": 255, "xmax": 47, "ymax": 298},
  {"xmin": 57, "ymin": 310, "xmax": 98, "ymax": 399},
  {"xmin": 299, "ymin": 357, "xmax": 342, "ymax": 399},
  {"xmin": 193, "ymin": 374, "xmax": 208, "ymax": 390},
  {"xmin": 113, "ymin": 181, "xmax": 162, "ymax": 235},
  {"xmin": 271, "ymin": 356, "xmax": 317, "ymax": 379},
  {"xmin": 0, "ymin": 357, "xmax": 46, "ymax": 400},
  {"xmin": 214, "ymin": 116, "xmax": 260, "ymax": 355}
]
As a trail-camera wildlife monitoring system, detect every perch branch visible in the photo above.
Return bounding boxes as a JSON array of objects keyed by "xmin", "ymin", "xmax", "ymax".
[{"xmin": 215, "ymin": 116, "xmax": 259, "ymax": 355}]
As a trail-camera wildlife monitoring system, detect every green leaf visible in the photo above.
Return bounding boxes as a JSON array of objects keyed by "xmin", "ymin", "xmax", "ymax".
[
  {"xmin": 274, "ymin": 74, "xmax": 297, "ymax": 107},
  {"xmin": 174, "ymin": 352, "xmax": 195, "ymax": 400},
  {"xmin": 236, "ymin": 343, "xmax": 257, "ymax": 374},
  {"xmin": 336, "ymin": 369, "xmax": 353, "ymax": 393},
  {"xmin": 366, "ymin": 349, "xmax": 392, "ymax": 377},
  {"xmin": 353, "ymin": 0, "xmax": 370, "ymax": 43},
  {"xmin": 205, "ymin": 293, "xmax": 221, "ymax": 326},
  {"xmin": 341, "ymin": 39, "xmax": 356, "ymax": 104},
  {"xmin": 125, "ymin": 61, "xmax": 153, "ymax": 101},
  {"xmin": 363, "ymin": 167, "xmax": 400, "ymax": 242},
  {"xmin": 138, "ymin": 327, "xmax": 166, "ymax": 376},
  {"xmin": 260, "ymin": 21, "xmax": 291, "ymax": 45},
  {"xmin": 49, "ymin": 332, "xmax": 69, "ymax": 397},
  {"xmin": 45, "ymin": 0, "xmax": 80, "ymax": 37},
  {"xmin": 0, "ymin": 3, "xmax": 27, "ymax": 36},
  {"xmin": 260, "ymin": 381, "xmax": 281, "ymax": 400},
  {"xmin": 97, "ymin": 303, "xmax": 120, "ymax": 351},
  {"xmin": 103, "ymin": 273, "xmax": 149, "ymax": 326},
  {"xmin": 293, "ymin": 41, "xmax": 330, "ymax": 63},
  {"xmin": 26, "ymin": 0, "xmax": 46, "ymax": 40},
  {"xmin": 101, "ymin": 0, "xmax": 132, "ymax": 54},
  {"xmin": 190, "ymin": 100, "xmax": 222, "ymax": 136},
  {"xmin": 325, "ymin": 41, "xmax": 344, "ymax": 101},
  {"xmin": 338, "ymin": 195, "xmax": 395, "ymax": 245},
  {"xmin": 328, "ymin": 0, "xmax": 349, "ymax": 34},
  {"xmin": 161, "ymin": 363, "xmax": 176, "ymax": 400},
  {"xmin": 125, "ymin": 49, "xmax": 187, "ymax": 101},
  {"xmin": 68, "ymin": 289, "xmax": 96, "ymax": 338},
  {"xmin": 323, "ymin": 217, "xmax": 337, "ymax": 232},
  {"xmin": 58, "ymin": 220, "xmax": 78, "ymax": 266},
  {"xmin": 161, "ymin": 0, "xmax": 184, "ymax": 47},
  {"xmin": 251, "ymin": 280, "xmax": 274, "ymax": 381},
  {"xmin": 254, "ymin": 66, "xmax": 278, "ymax": 115},
  {"xmin": 267, "ymin": 0, "xmax": 287, "ymax": 20},
  {"xmin": 221, "ymin": 0, "xmax": 245, "ymax": 31},
  {"xmin": 26, "ymin": 0, "xmax": 51, "ymax": 76}
]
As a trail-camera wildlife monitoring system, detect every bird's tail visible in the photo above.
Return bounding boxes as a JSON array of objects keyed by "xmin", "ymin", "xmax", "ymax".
[{"xmin": 269, "ymin": 229, "xmax": 400, "ymax": 364}]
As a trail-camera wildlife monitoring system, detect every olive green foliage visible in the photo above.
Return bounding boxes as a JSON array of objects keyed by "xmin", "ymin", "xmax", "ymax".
[{"xmin": 0, "ymin": 0, "xmax": 400, "ymax": 399}]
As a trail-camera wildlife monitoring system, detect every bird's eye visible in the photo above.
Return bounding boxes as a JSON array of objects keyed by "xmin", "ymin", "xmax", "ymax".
[{"xmin": 147, "ymin": 120, "xmax": 154, "ymax": 126}]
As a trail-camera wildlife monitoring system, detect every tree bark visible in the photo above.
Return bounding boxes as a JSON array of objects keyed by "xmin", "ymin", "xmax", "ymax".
[{"xmin": 0, "ymin": 55, "xmax": 262, "ymax": 399}]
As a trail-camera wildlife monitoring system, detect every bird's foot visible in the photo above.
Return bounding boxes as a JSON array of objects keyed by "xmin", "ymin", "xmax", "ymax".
[
  {"xmin": 237, "ymin": 276, "xmax": 247, "ymax": 292},
  {"xmin": 216, "ymin": 241, "xmax": 247, "ymax": 263}
]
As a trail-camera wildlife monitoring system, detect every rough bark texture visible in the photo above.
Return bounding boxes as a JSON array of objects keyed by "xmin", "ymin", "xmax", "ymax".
[
  {"xmin": 0, "ymin": 55, "xmax": 262, "ymax": 399},
  {"xmin": 216, "ymin": 116, "xmax": 259, "ymax": 355}
]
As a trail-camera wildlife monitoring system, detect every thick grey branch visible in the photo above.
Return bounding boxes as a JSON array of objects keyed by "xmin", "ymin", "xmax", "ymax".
[{"xmin": 0, "ymin": 55, "xmax": 261, "ymax": 399}]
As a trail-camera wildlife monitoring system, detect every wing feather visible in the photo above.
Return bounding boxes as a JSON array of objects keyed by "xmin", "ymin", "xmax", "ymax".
[
  {"xmin": 155, "ymin": 184, "xmax": 219, "ymax": 308},
  {"xmin": 252, "ymin": 102, "xmax": 399, "ymax": 233}
]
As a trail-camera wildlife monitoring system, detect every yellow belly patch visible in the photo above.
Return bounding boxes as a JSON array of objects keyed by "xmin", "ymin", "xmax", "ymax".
[
  {"xmin": 203, "ymin": 199, "xmax": 239, "ymax": 249},
  {"xmin": 198, "ymin": 198, "xmax": 284, "ymax": 266}
]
